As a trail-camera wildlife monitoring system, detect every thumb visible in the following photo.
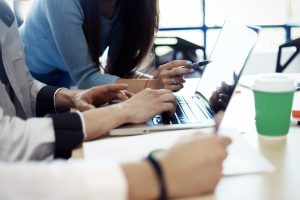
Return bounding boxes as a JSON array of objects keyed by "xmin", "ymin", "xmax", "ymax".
[{"xmin": 93, "ymin": 84, "xmax": 128, "ymax": 97}]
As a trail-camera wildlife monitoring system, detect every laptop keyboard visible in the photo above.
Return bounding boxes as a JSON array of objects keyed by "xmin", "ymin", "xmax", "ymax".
[{"xmin": 157, "ymin": 95, "xmax": 214, "ymax": 125}]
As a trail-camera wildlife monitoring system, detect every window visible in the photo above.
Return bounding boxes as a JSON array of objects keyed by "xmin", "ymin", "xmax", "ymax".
[
  {"xmin": 4, "ymin": 0, "xmax": 33, "ymax": 23},
  {"xmin": 159, "ymin": 0, "xmax": 203, "ymax": 28},
  {"xmin": 206, "ymin": 0, "xmax": 286, "ymax": 26},
  {"xmin": 158, "ymin": 0, "xmax": 300, "ymax": 53},
  {"xmin": 292, "ymin": 28, "xmax": 300, "ymax": 39},
  {"xmin": 157, "ymin": 30, "xmax": 204, "ymax": 46},
  {"xmin": 4, "ymin": 0, "xmax": 13, "ymax": 7}
]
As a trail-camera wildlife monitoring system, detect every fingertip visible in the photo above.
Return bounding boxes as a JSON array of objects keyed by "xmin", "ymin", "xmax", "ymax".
[
  {"xmin": 185, "ymin": 69, "xmax": 193, "ymax": 74},
  {"xmin": 186, "ymin": 61, "xmax": 192, "ymax": 65},
  {"xmin": 221, "ymin": 137, "xmax": 232, "ymax": 146},
  {"xmin": 118, "ymin": 95, "xmax": 128, "ymax": 101},
  {"xmin": 120, "ymin": 84, "xmax": 128, "ymax": 89}
]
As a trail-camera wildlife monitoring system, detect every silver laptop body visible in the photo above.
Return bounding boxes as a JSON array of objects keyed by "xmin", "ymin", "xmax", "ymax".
[{"xmin": 110, "ymin": 22, "xmax": 260, "ymax": 136}]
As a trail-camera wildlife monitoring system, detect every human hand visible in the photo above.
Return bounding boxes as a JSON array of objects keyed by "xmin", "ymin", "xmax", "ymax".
[
  {"xmin": 74, "ymin": 84, "xmax": 133, "ymax": 111},
  {"xmin": 120, "ymin": 88, "xmax": 176, "ymax": 124},
  {"xmin": 160, "ymin": 134, "xmax": 231, "ymax": 198},
  {"xmin": 209, "ymin": 81, "xmax": 234, "ymax": 113},
  {"xmin": 152, "ymin": 60, "xmax": 192, "ymax": 92}
]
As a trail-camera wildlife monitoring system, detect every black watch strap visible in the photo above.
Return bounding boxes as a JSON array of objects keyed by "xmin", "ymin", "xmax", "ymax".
[{"xmin": 146, "ymin": 153, "xmax": 168, "ymax": 200}]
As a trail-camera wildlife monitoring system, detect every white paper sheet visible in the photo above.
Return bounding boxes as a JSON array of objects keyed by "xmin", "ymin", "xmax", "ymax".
[{"xmin": 83, "ymin": 127, "xmax": 275, "ymax": 176}]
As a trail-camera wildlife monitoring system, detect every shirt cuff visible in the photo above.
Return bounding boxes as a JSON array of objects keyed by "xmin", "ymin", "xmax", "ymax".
[
  {"xmin": 48, "ymin": 112, "xmax": 84, "ymax": 159},
  {"xmin": 74, "ymin": 111, "xmax": 87, "ymax": 139},
  {"xmin": 36, "ymin": 86, "xmax": 59, "ymax": 117}
]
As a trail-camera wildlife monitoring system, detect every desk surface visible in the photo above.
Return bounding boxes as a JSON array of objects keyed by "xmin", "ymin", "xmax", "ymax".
[{"xmin": 73, "ymin": 74, "xmax": 300, "ymax": 200}]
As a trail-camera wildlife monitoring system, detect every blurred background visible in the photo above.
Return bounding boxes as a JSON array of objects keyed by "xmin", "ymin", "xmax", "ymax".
[
  {"xmin": 4, "ymin": 0, "xmax": 300, "ymax": 74},
  {"xmin": 157, "ymin": 0, "xmax": 300, "ymax": 75}
]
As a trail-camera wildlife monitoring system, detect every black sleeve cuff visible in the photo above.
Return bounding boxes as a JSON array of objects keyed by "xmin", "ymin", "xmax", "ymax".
[
  {"xmin": 49, "ymin": 112, "xmax": 84, "ymax": 159},
  {"xmin": 36, "ymin": 86, "xmax": 70, "ymax": 117},
  {"xmin": 36, "ymin": 86, "xmax": 59, "ymax": 117}
]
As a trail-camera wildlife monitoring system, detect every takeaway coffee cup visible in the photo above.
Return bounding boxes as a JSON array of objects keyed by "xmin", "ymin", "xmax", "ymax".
[{"xmin": 253, "ymin": 74, "xmax": 295, "ymax": 139}]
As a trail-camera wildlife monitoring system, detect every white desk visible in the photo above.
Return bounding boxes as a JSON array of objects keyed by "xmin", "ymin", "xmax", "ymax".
[
  {"xmin": 73, "ymin": 74, "xmax": 300, "ymax": 200},
  {"xmin": 182, "ymin": 74, "xmax": 300, "ymax": 200}
]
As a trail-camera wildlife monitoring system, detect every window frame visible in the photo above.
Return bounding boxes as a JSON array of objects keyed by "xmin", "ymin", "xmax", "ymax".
[{"xmin": 159, "ymin": 0, "xmax": 300, "ymax": 47}]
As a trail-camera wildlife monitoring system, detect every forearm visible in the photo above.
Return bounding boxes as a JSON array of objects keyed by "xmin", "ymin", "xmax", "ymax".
[
  {"xmin": 122, "ymin": 161, "xmax": 160, "ymax": 200},
  {"xmin": 82, "ymin": 104, "xmax": 129, "ymax": 141},
  {"xmin": 116, "ymin": 78, "xmax": 160, "ymax": 93}
]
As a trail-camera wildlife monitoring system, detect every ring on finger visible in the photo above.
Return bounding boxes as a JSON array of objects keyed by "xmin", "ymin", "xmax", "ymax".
[{"xmin": 172, "ymin": 77, "xmax": 177, "ymax": 84}]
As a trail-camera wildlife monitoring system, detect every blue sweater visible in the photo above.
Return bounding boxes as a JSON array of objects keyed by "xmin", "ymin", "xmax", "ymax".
[{"xmin": 20, "ymin": 0, "xmax": 120, "ymax": 88}]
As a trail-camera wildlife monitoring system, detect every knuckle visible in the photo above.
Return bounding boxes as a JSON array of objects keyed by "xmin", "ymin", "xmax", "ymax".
[
  {"xmin": 217, "ymin": 149, "xmax": 227, "ymax": 161},
  {"xmin": 162, "ymin": 78, "xmax": 169, "ymax": 85},
  {"xmin": 148, "ymin": 89, "xmax": 157, "ymax": 95},
  {"xmin": 173, "ymin": 60, "xmax": 181, "ymax": 65},
  {"xmin": 160, "ymin": 70, "xmax": 168, "ymax": 77},
  {"xmin": 166, "ymin": 103, "xmax": 174, "ymax": 111},
  {"xmin": 153, "ymin": 90, "xmax": 161, "ymax": 97},
  {"xmin": 173, "ymin": 68, "xmax": 177, "ymax": 75}
]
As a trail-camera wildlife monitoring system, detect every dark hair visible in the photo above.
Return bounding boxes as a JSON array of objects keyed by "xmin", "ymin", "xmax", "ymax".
[{"xmin": 80, "ymin": 0, "xmax": 159, "ymax": 78}]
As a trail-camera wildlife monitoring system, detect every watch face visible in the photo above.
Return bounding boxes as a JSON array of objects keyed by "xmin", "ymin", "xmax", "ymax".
[{"xmin": 150, "ymin": 149, "xmax": 165, "ymax": 158}]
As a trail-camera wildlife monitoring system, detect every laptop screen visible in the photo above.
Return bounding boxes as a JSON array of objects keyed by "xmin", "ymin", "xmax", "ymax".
[{"xmin": 196, "ymin": 22, "xmax": 259, "ymax": 100}]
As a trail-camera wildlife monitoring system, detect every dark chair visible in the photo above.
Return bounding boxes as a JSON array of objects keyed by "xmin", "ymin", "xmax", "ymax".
[
  {"xmin": 276, "ymin": 38, "xmax": 300, "ymax": 73},
  {"xmin": 154, "ymin": 37, "xmax": 206, "ymax": 66},
  {"xmin": 153, "ymin": 36, "xmax": 207, "ymax": 77}
]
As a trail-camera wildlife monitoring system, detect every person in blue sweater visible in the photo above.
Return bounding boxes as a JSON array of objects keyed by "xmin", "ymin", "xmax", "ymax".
[{"xmin": 20, "ymin": 0, "xmax": 192, "ymax": 93}]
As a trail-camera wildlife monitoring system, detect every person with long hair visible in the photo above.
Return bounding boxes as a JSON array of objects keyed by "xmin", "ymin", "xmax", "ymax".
[
  {"xmin": 0, "ymin": 2, "xmax": 231, "ymax": 198},
  {"xmin": 19, "ymin": 0, "xmax": 192, "ymax": 93}
]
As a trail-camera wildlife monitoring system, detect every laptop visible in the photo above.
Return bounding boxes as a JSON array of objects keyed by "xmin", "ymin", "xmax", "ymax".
[{"xmin": 110, "ymin": 22, "xmax": 260, "ymax": 136}]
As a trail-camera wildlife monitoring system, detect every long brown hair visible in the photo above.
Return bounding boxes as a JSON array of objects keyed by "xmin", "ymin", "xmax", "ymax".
[{"xmin": 80, "ymin": 0, "xmax": 159, "ymax": 78}]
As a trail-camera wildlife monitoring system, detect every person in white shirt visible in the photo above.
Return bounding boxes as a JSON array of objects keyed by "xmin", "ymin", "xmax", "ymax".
[
  {"xmin": 0, "ymin": 1, "xmax": 231, "ymax": 199},
  {"xmin": 0, "ymin": 134, "xmax": 231, "ymax": 200},
  {"xmin": 0, "ymin": 0, "xmax": 178, "ymax": 161}
]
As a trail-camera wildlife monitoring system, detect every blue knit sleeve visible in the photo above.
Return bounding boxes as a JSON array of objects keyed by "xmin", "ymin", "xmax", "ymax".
[{"xmin": 42, "ymin": 0, "xmax": 118, "ymax": 89}]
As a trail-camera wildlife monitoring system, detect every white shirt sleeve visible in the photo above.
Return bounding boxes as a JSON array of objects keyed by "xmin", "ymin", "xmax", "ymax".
[
  {"xmin": 0, "ymin": 161, "xmax": 128, "ymax": 200},
  {"xmin": 0, "ymin": 108, "xmax": 55, "ymax": 161}
]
